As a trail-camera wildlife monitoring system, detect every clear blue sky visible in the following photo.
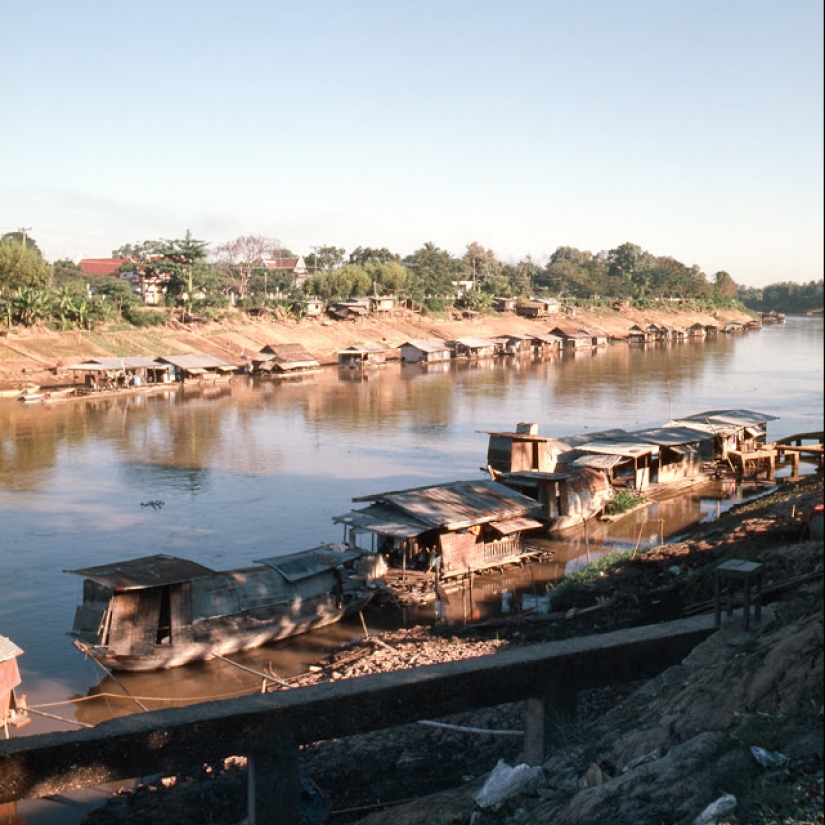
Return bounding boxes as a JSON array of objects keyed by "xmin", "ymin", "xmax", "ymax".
[{"xmin": 2, "ymin": 0, "xmax": 822, "ymax": 288}]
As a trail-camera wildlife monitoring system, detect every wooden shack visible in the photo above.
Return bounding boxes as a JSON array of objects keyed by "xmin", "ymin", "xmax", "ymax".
[
  {"xmin": 154, "ymin": 355, "xmax": 237, "ymax": 384},
  {"xmin": 449, "ymin": 337, "xmax": 498, "ymax": 359},
  {"xmin": 548, "ymin": 326, "xmax": 593, "ymax": 349},
  {"xmin": 399, "ymin": 339, "xmax": 452, "ymax": 364},
  {"xmin": 338, "ymin": 345, "xmax": 388, "ymax": 368},
  {"xmin": 1, "ymin": 636, "xmax": 28, "ymax": 737},
  {"xmin": 530, "ymin": 333, "xmax": 562, "ymax": 355},
  {"xmin": 627, "ymin": 324, "xmax": 655, "ymax": 345},
  {"xmin": 333, "ymin": 479, "xmax": 544, "ymax": 579},
  {"xmin": 328, "ymin": 300, "xmax": 370, "ymax": 321},
  {"xmin": 674, "ymin": 409, "xmax": 778, "ymax": 460},
  {"xmin": 501, "ymin": 334, "xmax": 534, "ymax": 355},
  {"xmin": 494, "ymin": 297, "xmax": 517, "ymax": 313},
  {"xmin": 250, "ymin": 344, "xmax": 321, "ymax": 377},
  {"xmin": 368, "ymin": 295, "xmax": 397, "ymax": 313},
  {"xmin": 65, "ymin": 357, "xmax": 173, "ymax": 390}
]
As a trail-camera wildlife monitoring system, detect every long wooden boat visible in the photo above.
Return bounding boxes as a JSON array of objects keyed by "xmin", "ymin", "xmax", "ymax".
[{"xmin": 66, "ymin": 546, "xmax": 378, "ymax": 672}]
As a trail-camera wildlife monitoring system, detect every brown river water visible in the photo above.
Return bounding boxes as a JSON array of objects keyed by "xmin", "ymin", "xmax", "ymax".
[{"xmin": 0, "ymin": 317, "xmax": 822, "ymax": 823}]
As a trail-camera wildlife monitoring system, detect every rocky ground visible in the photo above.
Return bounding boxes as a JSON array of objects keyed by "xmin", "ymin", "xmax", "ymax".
[
  {"xmin": 82, "ymin": 474, "xmax": 824, "ymax": 825},
  {"xmin": 0, "ymin": 304, "xmax": 752, "ymax": 390}
]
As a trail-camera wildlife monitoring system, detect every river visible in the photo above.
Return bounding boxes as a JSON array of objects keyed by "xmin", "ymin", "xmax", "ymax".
[{"xmin": 0, "ymin": 316, "xmax": 822, "ymax": 819}]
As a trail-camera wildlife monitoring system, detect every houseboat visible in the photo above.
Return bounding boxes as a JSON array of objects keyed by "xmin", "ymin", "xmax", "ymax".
[
  {"xmin": 66, "ymin": 546, "xmax": 377, "ymax": 671},
  {"xmin": 333, "ymin": 479, "xmax": 544, "ymax": 580},
  {"xmin": 1, "ymin": 635, "xmax": 29, "ymax": 737},
  {"xmin": 251, "ymin": 344, "xmax": 322, "ymax": 378}
]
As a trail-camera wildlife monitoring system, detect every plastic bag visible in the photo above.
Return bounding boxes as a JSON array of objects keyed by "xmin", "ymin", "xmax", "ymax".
[
  {"xmin": 750, "ymin": 746, "xmax": 788, "ymax": 768},
  {"xmin": 694, "ymin": 793, "xmax": 737, "ymax": 824},
  {"xmin": 473, "ymin": 759, "xmax": 544, "ymax": 808}
]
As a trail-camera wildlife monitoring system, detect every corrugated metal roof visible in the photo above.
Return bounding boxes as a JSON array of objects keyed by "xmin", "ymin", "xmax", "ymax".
[
  {"xmin": 256, "ymin": 545, "xmax": 363, "ymax": 583},
  {"xmin": 258, "ymin": 344, "xmax": 318, "ymax": 364},
  {"xmin": 381, "ymin": 479, "xmax": 539, "ymax": 531},
  {"xmin": 338, "ymin": 345, "xmax": 387, "ymax": 355},
  {"xmin": 66, "ymin": 554, "xmax": 215, "ymax": 591},
  {"xmin": 65, "ymin": 357, "xmax": 165, "ymax": 371},
  {"xmin": 156, "ymin": 354, "xmax": 236, "ymax": 369},
  {"xmin": 333, "ymin": 504, "xmax": 429, "ymax": 538},
  {"xmin": 676, "ymin": 409, "xmax": 779, "ymax": 427},
  {"xmin": 400, "ymin": 339, "xmax": 451, "ymax": 353},
  {"xmin": 452, "ymin": 337, "xmax": 498, "ymax": 348},
  {"xmin": 489, "ymin": 516, "xmax": 544, "ymax": 535},
  {"xmin": 0, "ymin": 635, "xmax": 23, "ymax": 662},
  {"xmin": 625, "ymin": 426, "xmax": 715, "ymax": 446},
  {"xmin": 577, "ymin": 440, "xmax": 654, "ymax": 458},
  {"xmin": 572, "ymin": 453, "xmax": 627, "ymax": 469}
]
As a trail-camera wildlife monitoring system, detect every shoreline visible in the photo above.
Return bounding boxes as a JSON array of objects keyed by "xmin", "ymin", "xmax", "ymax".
[{"xmin": 0, "ymin": 305, "xmax": 755, "ymax": 391}]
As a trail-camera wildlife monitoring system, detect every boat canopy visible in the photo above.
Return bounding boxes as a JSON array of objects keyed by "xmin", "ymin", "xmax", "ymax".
[
  {"xmin": 256, "ymin": 545, "xmax": 363, "ymax": 582},
  {"xmin": 65, "ymin": 554, "xmax": 215, "ymax": 591}
]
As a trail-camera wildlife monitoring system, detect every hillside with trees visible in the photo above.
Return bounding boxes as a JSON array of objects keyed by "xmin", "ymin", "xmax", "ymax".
[{"xmin": 1, "ymin": 228, "xmax": 816, "ymax": 332}]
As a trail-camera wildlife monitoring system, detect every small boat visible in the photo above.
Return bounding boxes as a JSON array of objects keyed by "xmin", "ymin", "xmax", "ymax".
[
  {"xmin": 1, "ymin": 635, "xmax": 30, "ymax": 737},
  {"xmin": 66, "ymin": 546, "xmax": 380, "ymax": 671}
]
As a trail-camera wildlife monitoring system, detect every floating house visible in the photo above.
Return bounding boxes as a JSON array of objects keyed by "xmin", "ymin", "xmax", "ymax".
[
  {"xmin": 688, "ymin": 323, "xmax": 707, "ymax": 338},
  {"xmin": 333, "ymin": 479, "xmax": 544, "ymax": 579},
  {"xmin": 1, "ymin": 636, "xmax": 28, "ymax": 737},
  {"xmin": 250, "ymin": 344, "xmax": 321, "ymax": 378},
  {"xmin": 65, "ymin": 357, "xmax": 173, "ymax": 390},
  {"xmin": 66, "ymin": 547, "xmax": 376, "ymax": 671},
  {"xmin": 399, "ymin": 339, "xmax": 452, "ymax": 364},
  {"xmin": 155, "ymin": 354, "xmax": 237, "ymax": 384},
  {"xmin": 627, "ymin": 324, "xmax": 656, "ymax": 345},
  {"xmin": 674, "ymin": 409, "xmax": 778, "ymax": 460},
  {"xmin": 449, "ymin": 337, "xmax": 498, "ymax": 359},
  {"xmin": 549, "ymin": 326, "xmax": 593, "ymax": 350},
  {"xmin": 501, "ymin": 334, "xmax": 535, "ymax": 355},
  {"xmin": 530, "ymin": 333, "xmax": 562, "ymax": 355},
  {"xmin": 338, "ymin": 345, "xmax": 388, "ymax": 368}
]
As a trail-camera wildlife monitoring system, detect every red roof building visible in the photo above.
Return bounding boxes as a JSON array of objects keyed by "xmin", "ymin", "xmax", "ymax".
[{"xmin": 78, "ymin": 258, "xmax": 131, "ymax": 275}]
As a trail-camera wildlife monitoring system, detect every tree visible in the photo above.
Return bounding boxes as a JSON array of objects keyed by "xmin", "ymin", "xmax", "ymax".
[
  {"xmin": 212, "ymin": 234, "xmax": 282, "ymax": 301},
  {"xmin": 712, "ymin": 271, "xmax": 738, "ymax": 301},
  {"xmin": 0, "ymin": 238, "xmax": 52, "ymax": 292},
  {"xmin": 549, "ymin": 246, "xmax": 593, "ymax": 268},
  {"xmin": 349, "ymin": 246, "xmax": 399, "ymax": 266},
  {"xmin": 305, "ymin": 245, "xmax": 346, "ymax": 273},
  {"xmin": 404, "ymin": 243, "xmax": 466, "ymax": 297},
  {"xmin": 463, "ymin": 242, "xmax": 501, "ymax": 285},
  {"xmin": 1, "ymin": 231, "xmax": 43, "ymax": 257}
]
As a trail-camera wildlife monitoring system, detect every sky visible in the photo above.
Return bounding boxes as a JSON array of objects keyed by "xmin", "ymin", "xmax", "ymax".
[{"xmin": 1, "ymin": 0, "xmax": 822, "ymax": 289}]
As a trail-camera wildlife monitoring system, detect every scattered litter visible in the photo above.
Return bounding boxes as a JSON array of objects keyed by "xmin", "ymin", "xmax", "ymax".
[
  {"xmin": 623, "ymin": 747, "xmax": 661, "ymax": 772},
  {"xmin": 473, "ymin": 759, "xmax": 544, "ymax": 808},
  {"xmin": 750, "ymin": 746, "xmax": 788, "ymax": 768},
  {"xmin": 694, "ymin": 793, "xmax": 737, "ymax": 824}
]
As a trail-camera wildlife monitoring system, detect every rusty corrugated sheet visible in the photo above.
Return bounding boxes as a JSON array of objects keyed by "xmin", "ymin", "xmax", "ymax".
[{"xmin": 66, "ymin": 554, "xmax": 215, "ymax": 591}]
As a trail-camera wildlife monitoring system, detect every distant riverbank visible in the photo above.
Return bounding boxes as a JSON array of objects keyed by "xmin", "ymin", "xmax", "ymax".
[{"xmin": 0, "ymin": 305, "xmax": 754, "ymax": 390}]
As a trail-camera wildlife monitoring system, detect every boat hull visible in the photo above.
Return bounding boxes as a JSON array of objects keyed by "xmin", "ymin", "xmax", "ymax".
[{"xmin": 73, "ymin": 592, "xmax": 372, "ymax": 672}]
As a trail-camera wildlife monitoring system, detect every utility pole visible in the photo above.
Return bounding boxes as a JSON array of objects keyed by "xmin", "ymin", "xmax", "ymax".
[{"xmin": 18, "ymin": 227, "xmax": 31, "ymax": 248}]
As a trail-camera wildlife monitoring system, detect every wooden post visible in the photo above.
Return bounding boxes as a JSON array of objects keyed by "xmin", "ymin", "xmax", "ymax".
[
  {"xmin": 523, "ymin": 684, "xmax": 577, "ymax": 765},
  {"xmin": 247, "ymin": 738, "xmax": 300, "ymax": 825}
]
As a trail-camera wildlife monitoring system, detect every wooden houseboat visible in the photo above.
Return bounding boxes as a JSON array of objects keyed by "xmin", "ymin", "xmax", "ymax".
[
  {"xmin": 530, "ymin": 333, "xmax": 562, "ymax": 355},
  {"xmin": 399, "ymin": 339, "xmax": 452, "ymax": 364},
  {"xmin": 155, "ymin": 354, "xmax": 237, "ymax": 384},
  {"xmin": 65, "ymin": 357, "xmax": 174, "ymax": 390},
  {"xmin": 449, "ymin": 337, "xmax": 498, "ymax": 359},
  {"xmin": 673, "ymin": 409, "xmax": 778, "ymax": 461},
  {"xmin": 250, "ymin": 344, "xmax": 321, "ymax": 378},
  {"xmin": 688, "ymin": 323, "xmax": 707, "ymax": 339},
  {"xmin": 66, "ymin": 546, "xmax": 376, "ymax": 672},
  {"xmin": 627, "ymin": 324, "xmax": 656, "ymax": 345},
  {"xmin": 501, "ymin": 334, "xmax": 534, "ymax": 355},
  {"xmin": 338, "ymin": 345, "xmax": 388, "ymax": 368},
  {"xmin": 333, "ymin": 479, "xmax": 544, "ymax": 580},
  {"xmin": 549, "ymin": 326, "xmax": 593, "ymax": 350},
  {"xmin": 1, "ymin": 636, "xmax": 29, "ymax": 737}
]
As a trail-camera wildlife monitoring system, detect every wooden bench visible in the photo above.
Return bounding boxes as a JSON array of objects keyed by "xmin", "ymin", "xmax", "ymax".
[{"xmin": 714, "ymin": 559, "xmax": 763, "ymax": 631}]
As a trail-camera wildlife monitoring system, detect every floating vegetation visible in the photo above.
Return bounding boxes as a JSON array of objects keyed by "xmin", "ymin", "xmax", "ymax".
[{"xmin": 141, "ymin": 500, "xmax": 165, "ymax": 510}]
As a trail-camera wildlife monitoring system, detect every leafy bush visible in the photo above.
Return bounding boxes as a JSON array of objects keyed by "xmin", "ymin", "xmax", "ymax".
[
  {"xmin": 123, "ymin": 306, "xmax": 167, "ymax": 327},
  {"xmin": 606, "ymin": 490, "xmax": 647, "ymax": 515},
  {"xmin": 422, "ymin": 297, "xmax": 454, "ymax": 315}
]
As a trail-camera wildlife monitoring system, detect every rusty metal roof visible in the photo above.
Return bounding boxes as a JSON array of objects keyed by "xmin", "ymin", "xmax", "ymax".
[
  {"xmin": 357, "ymin": 479, "xmax": 539, "ymax": 531},
  {"xmin": 256, "ymin": 545, "xmax": 364, "ymax": 583},
  {"xmin": 333, "ymin": 504, "xmax": 429, "ymax": 538},
  {"xmin": 155, "ymin": 354, "xmax": 236, "ymax": 370},
  {"xmin": 676, "ymin": 409, "xmax": 779, "ymax": 427},
  {"xmin": 65, "ymin": 554, "xmax": 215, "ymax": 591},
  {"xmin": 399, "ymin": 339, "xmax": 451, "ymax": 353}
]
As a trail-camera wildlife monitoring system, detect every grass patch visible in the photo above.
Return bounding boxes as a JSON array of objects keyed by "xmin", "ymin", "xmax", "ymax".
[{"xmin": 606, "ymin": 490, "xmax": 647, "ymax": 515}]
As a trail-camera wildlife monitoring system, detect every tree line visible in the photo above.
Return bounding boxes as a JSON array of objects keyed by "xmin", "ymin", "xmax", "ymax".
[{"xmin": 0, "ymin": 229, "xmax": 821, "ymax": 330}]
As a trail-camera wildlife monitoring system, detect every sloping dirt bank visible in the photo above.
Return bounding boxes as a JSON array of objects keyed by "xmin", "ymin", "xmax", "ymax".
[
  {"xmin": 82, "ymin": 475, "xmax": 823, "ymax": 825},
  {"xmin": 0, "ymin": 305, "xmax": 751, "ymax": 390}
]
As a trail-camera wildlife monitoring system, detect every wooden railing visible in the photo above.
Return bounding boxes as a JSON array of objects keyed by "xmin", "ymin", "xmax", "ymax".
[{"xmin": 0, "ymin": 615, "xmax": 716, "ymax": 825}]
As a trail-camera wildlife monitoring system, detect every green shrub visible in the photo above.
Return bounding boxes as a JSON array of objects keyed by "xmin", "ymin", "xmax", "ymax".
[{"xmin": 606, "ymin": 490, "xmax": 646, "ymax": 515}]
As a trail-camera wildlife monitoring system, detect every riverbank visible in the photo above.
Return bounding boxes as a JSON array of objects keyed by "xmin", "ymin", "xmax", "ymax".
[
  {"xmin": 0, "ymin": 305, "xmax": 753, "ymax": 390},
  {"xmin": 82, "ymin": 474, "xmax": 823, "ymax": 825}
]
